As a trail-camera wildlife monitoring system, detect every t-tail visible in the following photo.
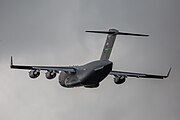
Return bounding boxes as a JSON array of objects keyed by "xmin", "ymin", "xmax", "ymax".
[{"xmin": 86, "ymin": 29, "xmax": 149, "ymax": 60}]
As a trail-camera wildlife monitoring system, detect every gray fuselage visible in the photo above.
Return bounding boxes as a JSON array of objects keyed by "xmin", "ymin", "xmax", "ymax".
[{"xmin": 59, "ymin": 60, "xmax": 113, "ymax": 88}]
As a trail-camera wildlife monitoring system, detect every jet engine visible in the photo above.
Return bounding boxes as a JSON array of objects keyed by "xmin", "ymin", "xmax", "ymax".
[
  {"xmin": 29, "ymin": 70, "xmax": 40, "ymax": 79},
  {"xmin": 45, "ymin": 71, "xmax": 56, "ymax": 79},
  {"xmin": 114, "ymin": 76, "xmax": 126, "ymax": 84}
]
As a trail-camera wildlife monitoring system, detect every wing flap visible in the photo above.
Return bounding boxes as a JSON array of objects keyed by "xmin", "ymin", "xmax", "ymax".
[
  {"xmin": 10, "ymin": 56, "xmax": 76, "ymax": 73},
  {"xmin": 110, "ymin": 68, "xmax": 171, "ymax": 79}
]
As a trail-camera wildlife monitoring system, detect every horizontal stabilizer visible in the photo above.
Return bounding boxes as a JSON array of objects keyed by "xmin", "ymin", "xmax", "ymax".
[{"xmin": 86, "ymin": 30, "xmax": 149, "ymax": 37}]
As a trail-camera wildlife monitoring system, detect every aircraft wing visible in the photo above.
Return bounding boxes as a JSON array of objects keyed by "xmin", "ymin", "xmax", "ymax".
[
  {"xmin": 109, "ymin": 68, "xmax": 171, "ymax": 79},
  {"xmin": 10, "ymin": 56, "xmax": 76, "ymax": 73}
]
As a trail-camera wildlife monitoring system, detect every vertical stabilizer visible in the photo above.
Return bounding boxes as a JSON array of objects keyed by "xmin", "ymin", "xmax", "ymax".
[
  {"xmin": 86, "ymin": 29, "xmax": 148, "ymax": 60},
  {"xmin": 100, "ymin": 29, "xmax": 118, "ymax": 60}
]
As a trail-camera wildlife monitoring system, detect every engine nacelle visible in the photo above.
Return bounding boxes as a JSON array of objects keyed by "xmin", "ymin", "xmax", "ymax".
[
  {"xmin": 45, "ymin": 71, "xmax": 56, "ymax": 79},
  {"xmin": 29, "ymin": 70, "xmax": 40, "ymax": 79},
  {"xmin": 114, "ymin": 76, "xmax": 126, "ymax": 84}
]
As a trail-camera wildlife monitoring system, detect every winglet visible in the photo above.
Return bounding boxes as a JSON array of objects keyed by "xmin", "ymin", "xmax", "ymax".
[
  {"xmin": 10, "ymin": 56, "xmax": 13, "ymax": 68},
  {"xmin": 166, "ymin": 67, "xmax": 171, "ymax": 78}
]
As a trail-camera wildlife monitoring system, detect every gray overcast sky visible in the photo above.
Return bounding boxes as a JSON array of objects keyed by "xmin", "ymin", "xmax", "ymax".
[{"xmin": 0, "ymin": 0, "xmax": 180, "ymax": 120}]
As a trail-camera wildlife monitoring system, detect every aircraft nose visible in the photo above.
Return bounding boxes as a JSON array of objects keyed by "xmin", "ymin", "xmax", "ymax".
[
  {"xmin": 59, "ymin": 77, "xmax": 66, "ymax": 87},
  {"xmin": 64, "ymin": 78, "xmax": 81, "ymax": 87}
]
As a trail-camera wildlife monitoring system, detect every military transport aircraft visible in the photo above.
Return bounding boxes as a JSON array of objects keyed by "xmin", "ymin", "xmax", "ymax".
[{"xmin": 10, "ymin": 29, "xmax": 171, "ymax": 88}]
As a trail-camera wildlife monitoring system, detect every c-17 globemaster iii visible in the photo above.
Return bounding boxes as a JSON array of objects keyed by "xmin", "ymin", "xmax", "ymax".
[{"xmin": 10, "ymin": 29, "xmax": 171, "ymax": 88}]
